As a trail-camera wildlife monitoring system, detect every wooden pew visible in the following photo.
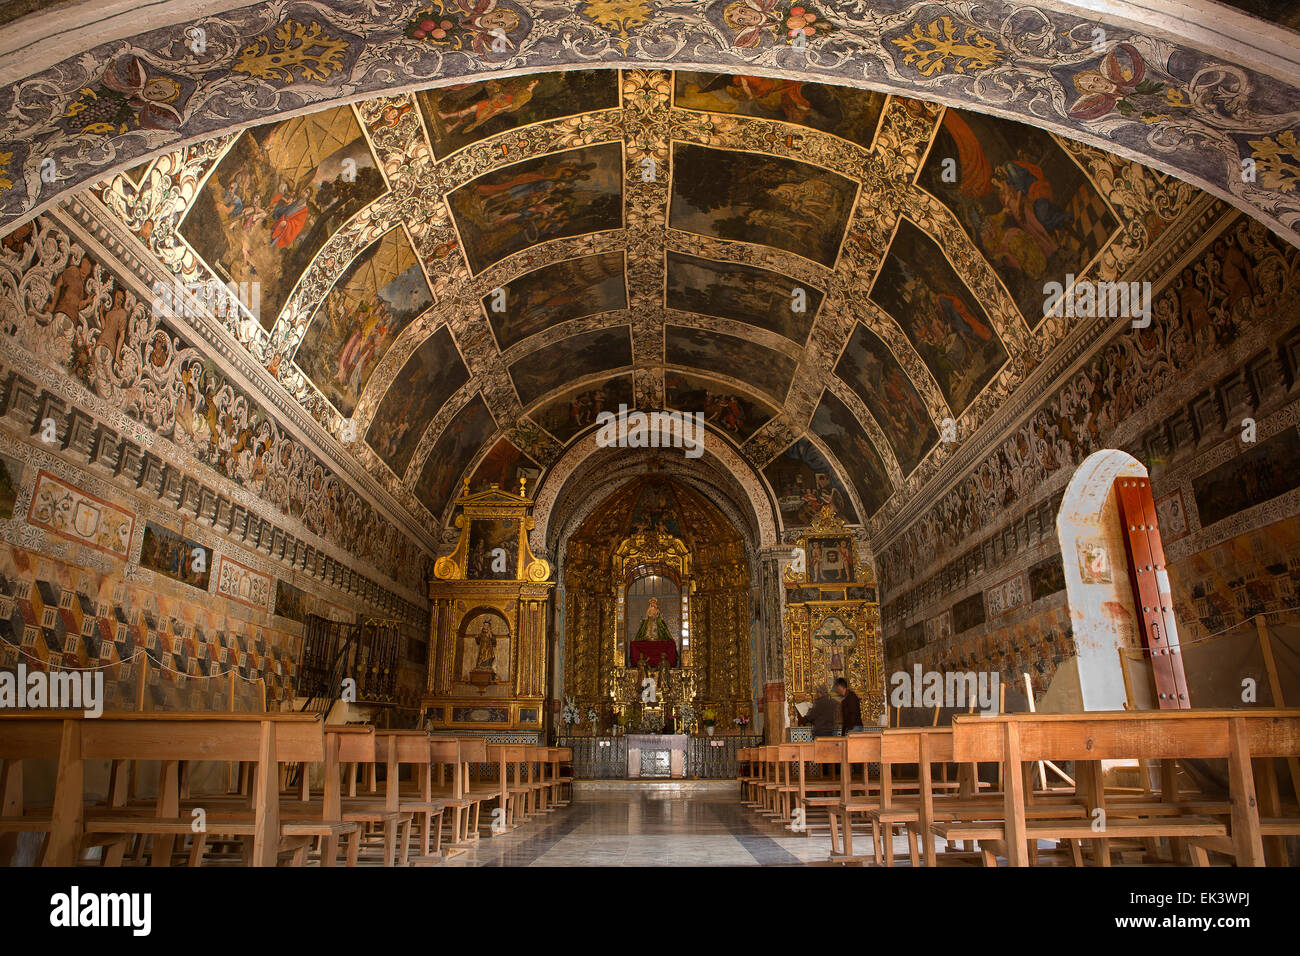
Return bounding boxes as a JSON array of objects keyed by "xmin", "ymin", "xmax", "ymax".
[
  {"xmin": 377, "ymin": 730, "xmax": 446, "ymax": 861},
  {"xmin": 943, "ymin": 710, "xmax": 1300, "ymax": 866},
  {"xmin": 80, "ymin": 713, "xmax": 338, "ymax": 867}
]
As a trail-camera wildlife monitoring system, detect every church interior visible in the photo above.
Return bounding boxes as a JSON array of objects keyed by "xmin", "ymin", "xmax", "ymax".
[{"xmin": 0, "ymin": 0, "xmax": 1299, "ymax": 887}]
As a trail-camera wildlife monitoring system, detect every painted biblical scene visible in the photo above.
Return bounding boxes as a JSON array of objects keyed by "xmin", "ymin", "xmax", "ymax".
[
  {"xmin": 418, "ymin": 70, "xmax": 620, "ymax": 159},
  {"xmin": 139, "ymin": 521, "xmax": 212, "ymax": 592},
  {"xmin": 448, "ymin": 143, "xmax": 624, "ymax": 274},
  {"xmin": 1192, "ymin": 427, "xmax": 1300, "ymax": 529},
  {"xmin": 365, "ymin": 326, "xmax": 469, "ymax": 478},
  {"xmin": 467, "ymin": 518, "xmax": 519, "ymax": 580},
  {"xmin": 807, "ymin": 536, "xmax": 856, "ymax": 584},
  {"xmin": 180, "ymin": 107, "xmax": 384, "ymax": 328},
  {"xmin": 871, "ymin": 219, "xmax": 1008, "ymax": 415},
  {"xmin": 485, "ymin": 251, "xmax": 626, "ymax": 350},
  {"xmin": 762, "ymin": 438, "xmax": 860, "ymax": 528},
  {"xmin": 414, "ymin": 394, "xmax": 497, "ymax": 520},
  {"xmin": 917, "ymin": 108, "xmax": 1118, "ymax": 325},
  {"xmin": 669, "ymin": 144, "xmax": 857, "ymax": 267},
  {"xmin": 294, "ymin": 227, "xmax": 433, "ymax": 417},
  {"xmin": 509, "ymin": 326, "xmax": 632, "ymax": 408},
  {"xmin": 810, "ymin": 391, "xmax": 894, "ymax": 520},
  {"xmin": 665, "ymin": 251, "xmax": 820, "ymax": 344},
  {"xmin": 674, "ymin": 73, "xmax": 887, "ymax": 148},
  {"xmin": 664, "ymin": 324, "xmax": 796, "ymax": 403},
  {"xmin": 835, "ymin": 323, "xmax": 938, "ymax": 474},
  {"xmin": 664, "ymin": 371, "xmax": 775, "ymax": 442},
  {"xmin": 530, "ymin": 375, "xmax": 635, "ymax": 444},
  {"xmin": 469, "ymin": 438, "xmax": 542, "ymax": 494}
]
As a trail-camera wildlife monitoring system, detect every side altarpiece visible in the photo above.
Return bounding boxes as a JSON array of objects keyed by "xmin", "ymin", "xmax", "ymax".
[{"xmin": 423, "ymin": 480, "xmax": 554, "ymax": 734}]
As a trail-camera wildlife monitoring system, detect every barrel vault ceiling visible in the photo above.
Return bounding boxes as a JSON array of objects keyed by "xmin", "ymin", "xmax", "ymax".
[{"xmin": 56, "ymin": 67, "xmax": 1219, "ymax": 547}]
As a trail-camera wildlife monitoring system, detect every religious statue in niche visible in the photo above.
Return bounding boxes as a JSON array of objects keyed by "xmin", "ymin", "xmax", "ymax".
[
  {"xmin": 459, "ymin": 611, "xmax": 511, "ymax": 694},
  {"xmin": 630, "ymin": 596, "xmax": 678, "ymax": 667}
]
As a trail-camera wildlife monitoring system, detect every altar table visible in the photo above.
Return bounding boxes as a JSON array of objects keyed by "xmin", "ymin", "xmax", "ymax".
[
  {"xmin": 626, "ymin": 733, "xmax": 687, "ymax": 778},
  {"xmin": 629, "ymin": 639, "xmax": 677, "ymax": 667}
]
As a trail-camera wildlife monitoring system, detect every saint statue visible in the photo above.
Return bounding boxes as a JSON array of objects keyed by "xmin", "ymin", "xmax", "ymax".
[
  {"xmin": 633, "ymin": 597, "xmax": 674, "ymax": 643},
  {"xmin": 473, "ymin": 619, "xmax": 498, "ymax": 672}
]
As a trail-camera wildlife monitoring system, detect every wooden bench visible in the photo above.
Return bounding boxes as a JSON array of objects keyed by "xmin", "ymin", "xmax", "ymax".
[{"xmin": 943, "ymin": 710, "xmax": 1300, "ymax": 866}]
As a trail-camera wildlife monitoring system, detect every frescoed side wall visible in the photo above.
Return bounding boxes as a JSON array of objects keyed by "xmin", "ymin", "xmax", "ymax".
[{"xmin": 877, "ymin": 213, "xmax": 1300, "ymax": 708}]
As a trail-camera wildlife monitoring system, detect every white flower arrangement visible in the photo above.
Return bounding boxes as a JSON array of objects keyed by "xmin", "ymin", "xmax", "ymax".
[{"xmin": 561, "ymin": 697, "xmax": 581, "ymax": 727}]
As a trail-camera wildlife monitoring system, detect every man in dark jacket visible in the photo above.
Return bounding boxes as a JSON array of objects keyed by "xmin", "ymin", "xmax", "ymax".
[
  {"xmin": 801, "ymin": 685, "xmax": 839, "ymax": 737},
  {"xmin": 835, "ymin": 677, "xmax": 863, "ymax": 734}
]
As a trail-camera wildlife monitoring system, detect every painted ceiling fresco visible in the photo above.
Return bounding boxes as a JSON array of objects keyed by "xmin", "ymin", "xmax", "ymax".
[{"xmin": 80, "ymin": 67, "xmax": 1211, "ymax": 540}]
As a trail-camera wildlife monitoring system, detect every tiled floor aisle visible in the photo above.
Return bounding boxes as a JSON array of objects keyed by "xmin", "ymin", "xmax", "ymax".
[{"xmin": 440, "ymin": 785, "xmax": 832, "ymax": 866}]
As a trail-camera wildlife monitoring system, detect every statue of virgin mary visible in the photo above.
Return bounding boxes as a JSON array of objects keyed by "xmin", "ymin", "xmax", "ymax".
[{"xmin": 633, "ymin": 596, "xmax": 674, "ymax": 643}]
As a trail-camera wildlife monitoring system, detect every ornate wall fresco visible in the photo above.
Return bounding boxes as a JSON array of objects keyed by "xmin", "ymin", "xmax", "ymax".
[
  {"xmin": 365, "ymin": 325, "xmax": 470, "ymax": 478},
  {"xmin": 0, "ymin": 215, "xmax": 431, "ymax": 595},
  {"xmin": 6, "ymin": 1, "xmax": 1300, "ymax": 250},
  {"xmin": 179, "ymin": 106, "xmax": 386, "ymax": 329},
  {"xmin": 485, "ymin": 251, "xmax": 626, "ymax": 350},
  {"xmin": 0, "ymin": 429, "xmax": 428, "ymax": 716},
  {"xmin": 77, "ymin": 66, "xmax": 1209, "ymax": 536},
  {"xmin": 294, "ymin": 225, "xmax": 434, "ymax": 418},
  {"xmin": 417, "ymin": 71, "xmax": 621, "ymax": 159},
  {"xmin": 448, "ymin": 142, "xmax": 624, "ymax": 274},
  {"xmin": 835, "ymin": 322, "xmax": 938, "ymax": 475},
  {"xmin": 668, "ymin": 144, "xmax": 857, "ymax": 266},
  {"xmin": 665, "ymin": 251, "xmax": 820, "ymax": 344},
  {"xmin": 917, "ymin": 108, "xmax": 1119, "ymax": 327},
  {"xmin": 870, "ymin": 218, "xmax": 1009, "ymax": 416},
  {"xmin": 877, "ymin": 213, "xmax": 1300, "ymax": 701},
  {"xmin": 673, "ymin": 72, "xmax": 887, "ymax": 148}
]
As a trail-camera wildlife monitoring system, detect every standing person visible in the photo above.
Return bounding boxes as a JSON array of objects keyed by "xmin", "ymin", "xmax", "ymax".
[
  {"xmin": 800, "ymin": 685, "xmax": 838, "ymax": 738},
  {"xmin": 835, "ymin": 677, "xmax": 863, "ymax": 734}
]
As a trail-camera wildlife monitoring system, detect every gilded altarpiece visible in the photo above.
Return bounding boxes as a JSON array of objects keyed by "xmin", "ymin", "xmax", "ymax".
[
  {"xmin": 783, "ymin": 509, "xmax": 884, "ymax": 725},
  {"xmin": 424, "ymin": 481, "xmax": 553, "ymax": 732},
  {"xmin": 562, "ymin": 476, "xmax": 754, "ymax": 729}
]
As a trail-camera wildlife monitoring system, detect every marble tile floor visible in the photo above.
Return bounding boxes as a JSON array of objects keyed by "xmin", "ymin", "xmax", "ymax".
[{"xmin": 431, "ymin": 787, "xmax": 892, "ymax": 867}]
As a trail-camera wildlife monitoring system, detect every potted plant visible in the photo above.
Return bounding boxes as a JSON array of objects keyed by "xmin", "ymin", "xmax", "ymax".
[
  {"xmin": 703, "ymin": 708, "xmax": 717, "ymax": 736},
  {"xmin": 733, "ymin": 714, "xmax": 750, "ymax": 735},
  {"xmin": 587, "ymin": 705, "xmax": 599, "ymax": 736}
]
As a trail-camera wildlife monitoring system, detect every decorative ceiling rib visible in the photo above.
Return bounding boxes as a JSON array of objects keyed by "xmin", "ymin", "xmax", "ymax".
[{"xmin": 75, "ymin": 66, "xmax": 1211, "ymax": 546}]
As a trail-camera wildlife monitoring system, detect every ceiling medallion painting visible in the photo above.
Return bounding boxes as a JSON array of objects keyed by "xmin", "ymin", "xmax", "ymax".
[
  {"xmin": 448, "ymin": 141, "xmax": 625, "ymax": 274},
  {"xmin": 79, "ymin": 65, "xmax": 1206, "ymax": 543},
  {"xmin": 179, "ymin": 106, "xmax": 387, "ymax": 330}
]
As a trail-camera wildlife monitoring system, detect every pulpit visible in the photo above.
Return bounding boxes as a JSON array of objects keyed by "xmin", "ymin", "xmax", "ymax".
[{"xmin": 626, "ymin": 734, "xmax": 688, "ymax": 778}]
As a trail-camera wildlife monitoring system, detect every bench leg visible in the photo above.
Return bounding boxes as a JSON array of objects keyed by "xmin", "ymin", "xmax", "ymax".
[
  {"xmin": 980, "ymin": 845, "xmax": 997, "ymax": 867},
  {"xmin": 828, "ymin": 810, "xmax": 841, "ymax": 857},
  {"xmin": 1069, "ymin": 838, "xmax": 1083, "ymax": 867},
  {"xmin": 321, "ymin": 833, "xmax": 339, "ymax": 867},
  {"xmin": 345, "ymin": 827, "xmax": 361, "ymax": 867},
  {"xmin": 398, "ymin": 818, "xmax": 411, "ymax": 866},
  {"xmin": 1188, "ymin": 843, "xmax": 1210, "ymax": 867},
  {"xmin": 906, "ymin": 826, "xmax": 920, "ymax": 867},
  {"xmin": 188, "ymin": 832, "xmax": 208, "ymax": 867}
]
